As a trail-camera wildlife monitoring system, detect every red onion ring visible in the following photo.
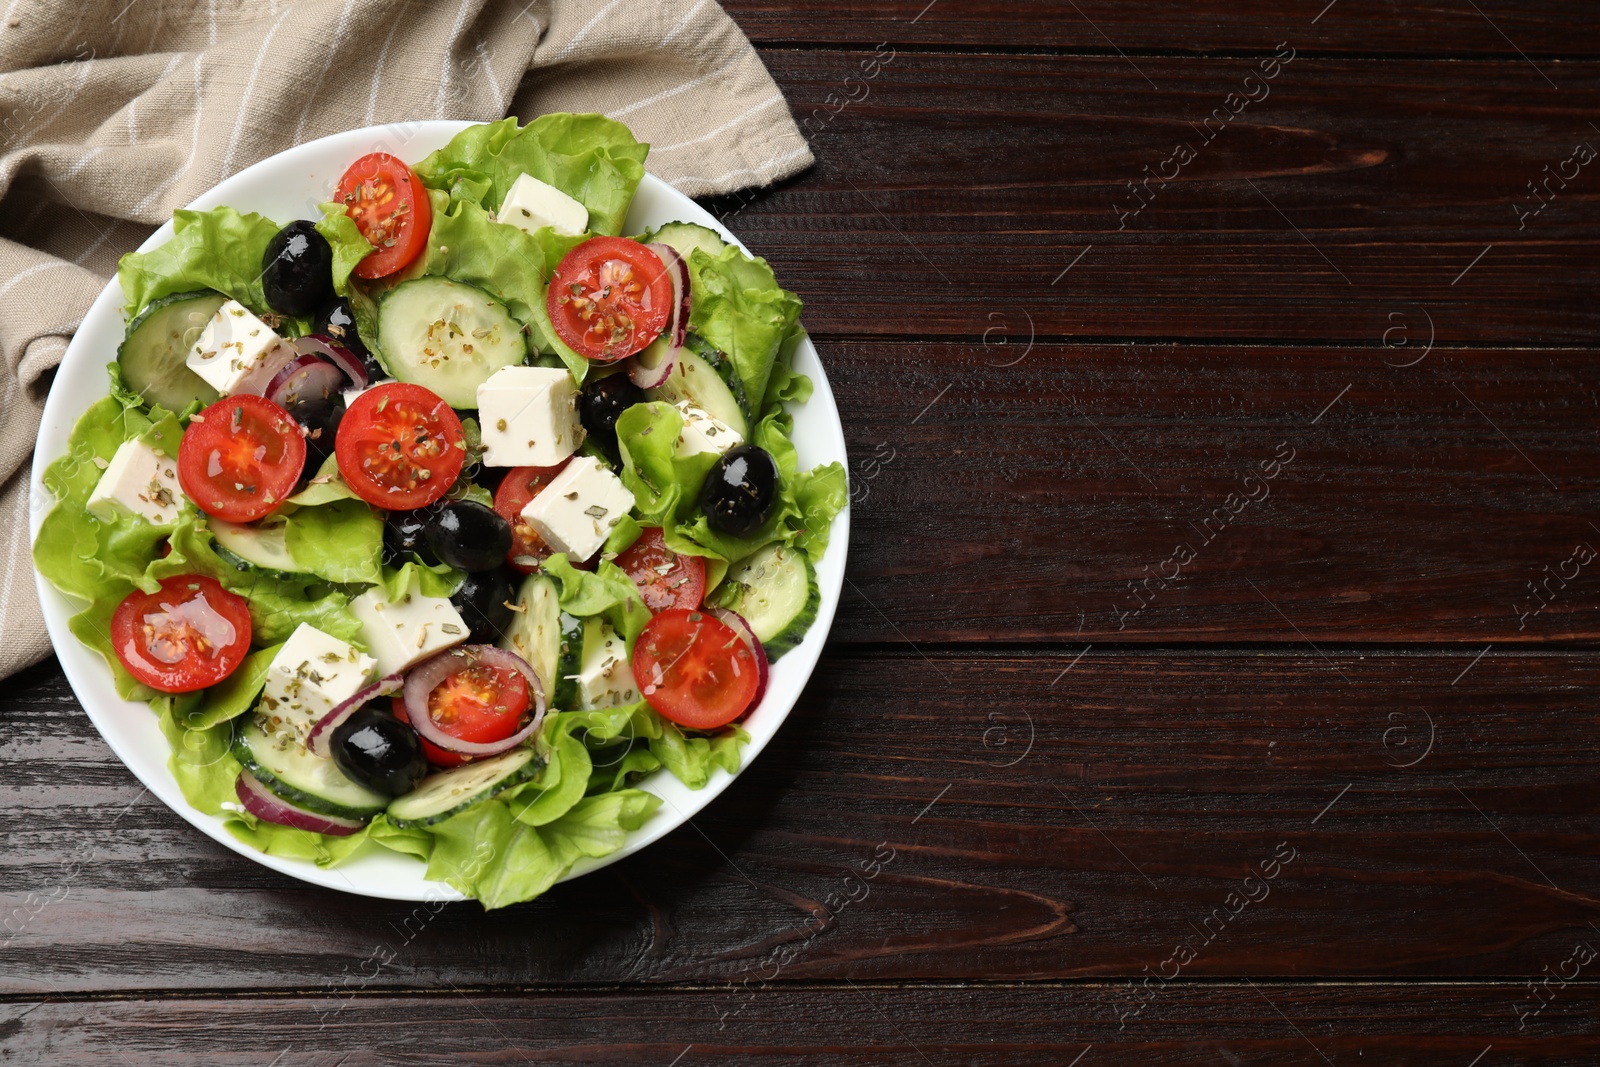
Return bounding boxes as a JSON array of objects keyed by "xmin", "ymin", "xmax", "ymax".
[
  {"xmin": 235, "ymin": 771, "xmax": 366, "ymax": 836},
  {"xmin": 266, "ymin": 354, "xmax": 346, "ymax": 411},
  {"xmin": 306, "ymin": 673, "xmax": 405, "ymax": 759},
  {"xmin": 626, "ymin": 340, "xmax": 677, "ymax": 390},
  {"xmin": 292, "ymin": 334, "xmax": 369, "ymax": 390},
  {"xmin": 401, "ymin": 644, "xmax": 546, "ymax": 756},
  {"xmin": 649, "ymin": 242, "xmax": 691, "ymax": 349},
  {"xmin": 709, "ymin": 607, "xmax": 769, "ymax": 714}
]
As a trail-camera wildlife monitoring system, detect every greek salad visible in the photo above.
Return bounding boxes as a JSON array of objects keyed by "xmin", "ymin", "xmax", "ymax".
[{"xmin": 33, "ymin": 114, "xmax": 846, "ymax": 908}]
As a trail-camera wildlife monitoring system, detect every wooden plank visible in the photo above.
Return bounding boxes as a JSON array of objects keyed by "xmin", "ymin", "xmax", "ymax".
[
  {"xmin": 728, "ymin": 1, "xmax": 1600, "ymax": 56},
  {"xmin": 710, "ymin": 52, "xmax": 1600, "ymax": 344},
  {"xmin": 831, "ymin": 341, "xmax": 1600, "ymax": 644},
  {"xmin": 5, "ymin": 649, "xmax": 1600, "ymax": 992},
  {"xmin": 2, "ymin": 984, "xmax": 1596, "ymax": 1064}
]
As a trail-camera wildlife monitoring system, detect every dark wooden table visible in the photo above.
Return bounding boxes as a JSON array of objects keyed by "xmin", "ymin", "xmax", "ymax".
[{"xmin": 7, "ymin": 4, "xmax": 1600, "ymax": 1063}]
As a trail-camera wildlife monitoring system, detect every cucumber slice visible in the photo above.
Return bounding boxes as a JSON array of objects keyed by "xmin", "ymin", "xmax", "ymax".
[
  {"xmin": 710, "ymin": 543, "xmax": 819, "ymax": 660},
  {"xmin": 376, "ymin": 277, "xmax": 528, "ymax": 407},
  {"xmin": 387, "ymin": 747, "xmax": 542, "ymax": 828},
  {"xmin": 642, "ymin": 221, "xmax": 728, "ymax": 261},
  {"xmin": 209, "ymin": 517, "xmax": 301, "ymax": 574},
  {"xmin": 686, "ymin": 333, "xmax": 756, "ymax": 425},
  {"xmin": 232, "ymin": 720, "xmax": 389, "ymax": 819},
  {"xmin": 645, "ymin": 348, "xmax": 749, "ymax": 439},
  {"xmin": 117, "ymin": 290, "xmax": 226, "ymax": 412},
  {"xmin": 498, "ymin": 573, "xmax": 584, "ymax": 710}
]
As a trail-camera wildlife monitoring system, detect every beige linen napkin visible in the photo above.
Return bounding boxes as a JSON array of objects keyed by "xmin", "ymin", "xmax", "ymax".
[{"xmin": 0, "ymin": 0, "xmax": 813, "ymax": 677}]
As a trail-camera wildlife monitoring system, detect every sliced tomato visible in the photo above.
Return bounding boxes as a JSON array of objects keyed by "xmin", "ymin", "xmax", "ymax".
[
  {"xmin": 547, "ymin": 237, "xmax": 673, "ymax": 362},
  {"xmin": 178, "ymin": 394, "xmax": 305, "ymax": 522},
  {"xmin": 111, "ymin": 575, "xmax": 252, "ymax": 693},
  {"xmin": 492, "ymin": 462, "xmax": 568, "ymax": 573},
  {"xmin": 392, "ymin": 660, "xmax": 530, "ymax": 767},
  {"xmin": 335, "ymin": 152, "xmax": 432, "ymax": 279},
  {"xmin": 336, "ymin": 382, "xmax": 465, "ymax": 510},
  {"xmin": 632, "ymin": 608, "xmax": 759, "ymax": 730},
  {"xmin": 616, "ymin": 527, "xmax": 705, "ymax": 613}
]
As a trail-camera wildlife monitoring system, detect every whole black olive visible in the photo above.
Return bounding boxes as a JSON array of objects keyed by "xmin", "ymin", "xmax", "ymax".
[
  {"xmin": 701, "ymin": 444, "xmax": 779, "ymax": 538},
  {"xmin": 424, "ymin": 499, "xmax": 513, "ymax": 572},
  {"xmin": 314, "ymin": 296, "xmax": 384, "ymax": 381},
  {"xmin": 287, "ymin": 394, "xmax": 344, "ymax": 474},
  {"xmin": 450, "ymin": 567, "xmax": 516, "ymax": 643},
  {"xmin": 262, "ymin": 221, "xmax": 335, "ymax": 317},
  {"xmin": 331, "ymin": 704, "xmax": 428, "ymax": 796},
  {"xmin": 383, "ymin": 509, "xmax": 439, "ymax": 566},
  {"xmin": 578, "ymin": 371, "xmax": 644, "ymax": 459}
]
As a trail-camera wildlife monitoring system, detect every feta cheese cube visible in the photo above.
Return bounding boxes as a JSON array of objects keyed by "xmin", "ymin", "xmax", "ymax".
[
  {"xmin": 519, "ymin": 455, "xmax": 635, "ymax": 563},
  {"xmin": 495, "ymin": 173, "xmax": 589, "ymax": 237},
  {"xmin": 477, "ymin": 366, "xmax": 584, "ymax": 467},
  {"xmin": 86, "ymin": 438, "xmax": 185, "ymax": 525},
  {"xmin": 185, "ymin": 299, "xmax": 296, "ymax": 396},
  {"xmin": 350, "ymin": 575, "xmax": 470, "ymax": 677},
  {"xmin": 674, "ymin": 401, "xmax": 743, "ymax": 458},
  {"xmin": 258, "ymin": 623, "xmax": 376, "ymax": 734},
  {"xmin": 574, "ymin": 620, "xmax": 639, "ymax": 709}
]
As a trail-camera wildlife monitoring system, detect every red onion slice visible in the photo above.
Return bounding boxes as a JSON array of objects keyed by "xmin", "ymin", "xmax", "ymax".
[
  {"xmin": 306, "ymin": 673, "xmax": 405, "ymax": 759},
  {"xmin": 235, "ymin": 771, "xmax": 366, "ymax": 836},
  {"xmin": 627, "ymin": 339, "xmax": 677, "ymax": 389},
  {"xmin": 401, "ymin": 644, "xmax": 547, "ymax": 757},
  {"xmin": 646, "ymin": 242, "xmax": 691, "ymax": 349},
  {"xmin": 293, "ymin": 334, "xmax": 369, "ymax": 390},
  {"xmin": 709, "ymin": 607, "xmax": 769, "ymax": 715},
  {"xmin": 267, "ymin": 354, "xmax": 346, "ymax": 410}
]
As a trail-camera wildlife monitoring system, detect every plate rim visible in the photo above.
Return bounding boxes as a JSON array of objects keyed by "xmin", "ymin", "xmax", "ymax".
[{"xmin": 27, "ymin": 118, "xmax": 849, "ymax": 903}]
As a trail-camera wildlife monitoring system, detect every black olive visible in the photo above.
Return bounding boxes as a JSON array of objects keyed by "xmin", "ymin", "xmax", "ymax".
[
  {"xmin": 314, "ymin": 297, "xmax": 385, "ymax": 381},
  {"xmin": 289, "ymin": 394, "xmax": 344, "ymax": 475},
  {"xmin": 383, "ymin": 508, "xmax": 439, "ymax": 566},
  {"xmin": 262, "ymin": 221, "xmax": 335, "ymax": 317},
  {"xmin": 578, "ymin": 371, "xmax": 645, "ymax": 459},
  {"xmin": 424, "ymin": 500, "xmax": 512, "ymax": 572},
  {"xmin": 331, "ymin": 704, "xmax": 428, "ymax": 796},
  {"xmin": 472, "ymin": 463, "xmax": 509, "ymax": 494},
  {"xmin": 450, "ymin": 567, "xmax": 516, "ymax": 643},
  {"xmin": 701, "ymin": 444, "xmax": 779, "ymax": 538}
]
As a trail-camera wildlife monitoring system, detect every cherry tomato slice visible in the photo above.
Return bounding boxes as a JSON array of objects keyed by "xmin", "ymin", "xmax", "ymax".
[
  {"xmin": 391, "ymin": 660, "xmax": 530, "ymax": 767},
  {"xmin": 632, "ymin": 609, "xmax": 759, "ymax": 730},
  {"xmin": 110, "ymin": 575, "xmax": 252, "ymax": 693},
  {"xmin": 492, "ymin": 462, "xmax": 569, "ymax": 573},
  {"xmin": 547, "ymin": 237, "xmax": 673, "ymax": 362},
  {"xmin": 335, "ymin": 152, "xmax": 432, "ymax": 280},
  {"xmin": 178, "ymin": 394, "xmax": 306, "ymax": 522},
  {"xmin": 616, "ymin": 527, "xmax": 705, "ymax": 613},
  {"xmin": 336, "ymin": 382, "xmax": 465, "ymax": 510}
]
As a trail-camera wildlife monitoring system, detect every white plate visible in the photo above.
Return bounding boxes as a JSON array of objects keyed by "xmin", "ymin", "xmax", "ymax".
[{"xmin": 27, "ymin": 120, "xmax": 848, "ymax": 902}]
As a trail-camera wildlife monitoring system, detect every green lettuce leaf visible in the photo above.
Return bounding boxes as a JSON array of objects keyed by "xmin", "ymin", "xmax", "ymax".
[
  {"xmin": 118, "ymin": 206, "xmax": 285, "ymax": 320},
  {"xmin": 154, "ymin": 702, "xmax": 240, "ymax": 816},
  {"xmin": 174, "ymin": 642, "xmax": 282, "ymax": 730},
  {"xmin": 541, "ymin": 554, "xmax": 651, "ymax": 646},
  {"xmin": 314, "ymin": 200, "xmax": 379, "ymax": 352},
  {"xmin": 224, "ymin": 811, "xmax": 374, "ymax": 867},
  {"xmin": 423, "ymin": 787, "xmax": 660, "ymax": 910},
  {"xmin": 686, "ymin": 245, "xmax": 803, "ymax": 418},
  {"xmin": 649, "ymin": 719, "xmax": 748, "ymax": 790},
  {"xmin": 283, "ymin": 499, "xmax": 384, "ymax": 585},
  {"xmin": 413, "ymin": 113, "xmax": 649, "ymax": 236}
]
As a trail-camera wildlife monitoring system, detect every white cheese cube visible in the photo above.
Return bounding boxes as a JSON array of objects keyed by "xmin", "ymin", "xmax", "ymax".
[
  {"xmin": 476, "ymin": 366, "xmax": 584, "ymax": 467},
  {"xmin": 674, "ymin": 401, "xmax": 743, "ymax": 458},
  {"xmin": 185, "ymin": 299, "xmax": 296, "ymax": 396},
  {"xmin": 519, "ymin": 455, "xmax": 635, "ymax": 563},
  {"xmin": 350, "ymin": 575, "xmax": 470, "ymax": 677},
  {"xmin": 85, "ymin": 438, "xmax": 185, "ymax": 525},
  {"xmin": 495, "ymin": 173, "xmax": 589, "ymax": 237},
  {"xmin": 258, "ymin": 623, "xmax": 376, "ymax": 735},
  {"xmin": 575, "ymin": 621, "xmax": 639, "ymax": 709}
]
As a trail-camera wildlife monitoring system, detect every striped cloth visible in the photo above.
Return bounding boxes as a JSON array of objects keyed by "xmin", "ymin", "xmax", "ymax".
[{"xmin": 0, "ymin": 0, "xmax": 812, "ymax": 678}]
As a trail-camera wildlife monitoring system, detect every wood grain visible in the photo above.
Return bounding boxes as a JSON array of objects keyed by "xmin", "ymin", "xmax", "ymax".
[
  {"xmin": 727, "ymin": 1, "xmax": 1600, "ymax": 56},
  {"xmin": 711, "ymin": 52, "xmax": 1600, "ymax": 344},
  {"xmin": 828, "ymin": 341, "xmax": 1600, "ymax": 644},
  {"xmin": 6, "ymin": 650, "xmax": 1599, "ymax": 992},
  {"xmin": 3, "ymin": 983, "xmax": 1595, "ymax": 1065}
]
